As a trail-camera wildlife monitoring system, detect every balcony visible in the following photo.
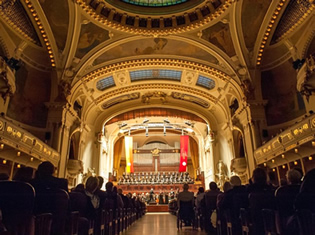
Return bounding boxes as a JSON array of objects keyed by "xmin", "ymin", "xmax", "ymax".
[
  {"xmin": 254, "ymin": 113, "xmax": 315, "ymax": 165},
  {"xmin": 0, "ymin": 116, "xmax": 60, "ymax": 167}
]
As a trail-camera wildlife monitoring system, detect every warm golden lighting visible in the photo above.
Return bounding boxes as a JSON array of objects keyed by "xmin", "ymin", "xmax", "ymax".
[
  {"xmin": 272, "ymin": 159, "xmax": 275, "ymax": 163},
  {"xmin": 264, "ymin": 163, "xmax": 267, "ymax": 167},
  {"xmin": 312, "ymin": 141, "xmax": 315, "ymax": 147},
  {"xmin": 294, "ymin": 161, "xmax": 298, "ymax": 165},
  {"xmin": 0, "ymin": 143, "xmax": 4, "ymax": 149},
  {"xmin": 282, "ymin": 165, "xmax": 286, "ymax": 169},
  {"xmin": 281, "ymin": 154, "xmax": 285, "ymax": 158},
  {"xmin": 2, "ymin": 160, "xmax": 6, "ymax": 164},
  {"xmin": 17, "ymin": 151, "xmax": 21, "ymax": 156},
  {"xmin": 17, "ymin": 164, "xmax": 21, "ymax": 168},
  {"xmin": 294, "ymin": 148, "xmax": 298, "ymax": 153},
  {"xmin": 30, "ymin": 157, "xmax": 34, "ymax": 162},
  {"xmin": 273, "ymin": 168, "xmax": 276, "ymax": 172},
  {"xmin": 309, "ymin": 156, "xmax": 313, "ymax": 161}
]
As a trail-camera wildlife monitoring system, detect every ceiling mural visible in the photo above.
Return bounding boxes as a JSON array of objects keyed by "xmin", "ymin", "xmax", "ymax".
[
  {"xmin": 75, "ymin": 22, "xmax": 110, "ymax": 59},
  {"xmin": 261, "ymin": 59, "xmax": 306, "ymax": 126},
  {"xmin": 39, "ymin": 0, "xmax": 69, "ymax": 51},
  {"xmin": 201, "ymin": 22, "xmax": 236, "ymax": 57},
  {"xmin": 93, "ymin": 38, "xmax": 218, "ymax": 65},
  {"xmin": 241, "ymin": 0, "xmax": 271, "ymax": 50}
]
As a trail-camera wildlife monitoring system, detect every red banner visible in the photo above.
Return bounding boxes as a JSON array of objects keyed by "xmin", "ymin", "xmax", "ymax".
[
  {"xmin": 179, "ymin": 135, "xmax": 189, "ymax": 172},
  {"xmin": 125, "ymin": 136, "xmax": 134, "ymax": 173}
]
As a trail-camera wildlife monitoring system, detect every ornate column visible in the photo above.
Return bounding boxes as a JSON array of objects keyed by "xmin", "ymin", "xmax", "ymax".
[{"xmin": 0, "ymin": 56, "xmax": 16, "ymax": 113}]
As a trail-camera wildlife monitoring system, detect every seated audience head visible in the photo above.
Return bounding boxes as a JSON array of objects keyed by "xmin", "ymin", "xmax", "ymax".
[
  {"xmin": 183, "ymin": 183, "xmax": 189, "ymax": 191},
  {"xmin": 13, "ymin": 166, "xmax": 33, "ymax": 182},
  {"xmin": 209, "ymin": 181, "xmax": 218, "ymax": 191},
  {"xmin": 97, "ymin": 176, "xmax": 104, "ymax": 189},
  {"xmin": 230, "ymin": 175, "xmax": 241, "ymax": 187},
  {"xmin": 105, "ymin": 181, "xmax": 114, "ymax": 192},
  {"xmin": 252, "ymin": 167, "xmax": 267, "ymax": 185},
  {"xmin": 0, "ymin": 172, "xmax": 9, "ymax": 181},
  {"xmin": 198, "ymin": 187, "xmax": 205, "ymax": 194},
  {"xmin": 73, "ymin": 183, "xmax": 85, "ymax": 192},
  {"xmin": 117, "ymin": 188, "xmax": 123, "ymax": 194},
  {"xmin": 286, "ymin": 168, "xmax": 302, "ymax": 185},
  {"xmin": 37, "ymin": 161, "xmax": 55, "ymax": 178},
  {"xmin": 300, "ymin": 168, "xmax": 315, "ymax": 194},
  {"xmin": 85, "ymin": 176, "xmax": 99, "ymax": 194},
  {"xmin": 223, "ymin": 181, "xmax": 232, "ymax": 192}
]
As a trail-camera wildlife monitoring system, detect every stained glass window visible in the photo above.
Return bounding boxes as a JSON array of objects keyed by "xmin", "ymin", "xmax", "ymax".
[
  {"xmin": 96, "ymin": 76, "xmax": 115, "ymax": 91},
  {"xmin": 196, "ymin": 75, "xmax": 216, "ymax": 90},
  {"xmin": 130, "ymin": 69, "xmax": 182, "ymax": 81}
]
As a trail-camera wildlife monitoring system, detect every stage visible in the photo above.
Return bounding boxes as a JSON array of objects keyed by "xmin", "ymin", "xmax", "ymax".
[{"xmin": 146, "ymin": 204, "xmax": 170, "ymax": 212}]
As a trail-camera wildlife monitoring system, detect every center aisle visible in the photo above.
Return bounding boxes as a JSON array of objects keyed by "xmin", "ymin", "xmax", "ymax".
[{"xmin": 122, "ymin": 212, "xmax": 208, "ymax": 235}]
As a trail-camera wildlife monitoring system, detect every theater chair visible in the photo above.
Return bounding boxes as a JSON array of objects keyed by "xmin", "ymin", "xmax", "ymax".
[
  {"xmin": 35, "ymin": 213, "xmax": 52, "ymax": 235},
  {"xmin": 0, "ymin": 181, "xmax": 35, "ymax": 235},
  {"xmin": 34, "ymin": 188, "xmax": 69, "ymax": 235},
  {"xmin": 177, "ymin": 200, "xmax": 196, "ymax": 230}
]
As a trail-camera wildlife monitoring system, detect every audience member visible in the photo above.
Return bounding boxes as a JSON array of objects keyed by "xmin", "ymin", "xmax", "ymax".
[
  {"xmin": 13, "ymin": 167, "xmax": 33, "ymax": 183},
  {"xmin": 286, "ymin": 168, "xmax": 302, "ymax": 185},
  {"xmin": 177, "ymin": 183, "xmax": 194, "ymax": 208},
  {"xmin": 195, "ymin": 187, "xmax": 205, "ymax": 211},
  {"xmin": 30, "ymin": 161, "xmax": 68, "ymax": 192}
]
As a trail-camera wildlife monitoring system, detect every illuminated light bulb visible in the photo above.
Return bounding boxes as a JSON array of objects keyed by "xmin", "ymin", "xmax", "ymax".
[
  {"xmin": 30, "ymin": 157, "xmax": 34, "ymax": 162},
  {"xmin": 309, "ymin": 156, "xmax": 313, "ymax": 161},
  {"xmin": 17, "ymin": 151, "xmax": 21, "ymax": 156},
  {"xmin": 0, "ymin": 143, "xmax": 4, "ymax": 149},
  {"xmin": 17, "ymin": 164, "xmax": 21, "ymax": 168},
  {"xmin": 294, "ymin": 161, "xmax": 298, "ymax": 165},
  {"xmin": 272, "ymin": 169, "xmax": 276, "ymax": 172},
  {"xmin": 281, "ymin": 154, "xmax": 285, "ymax": 158},
  {"xmin": 3, "ymin": 160, "xmax": 6, "ymax": 164},
  {"xmin": 312, "ymin": 141, "xmax": 315, "ymax": 147},
  {"xmin": 294, "ymin": 148, "xmax": 298, "ymax": 153},
  {"xmin": 272, "ymin": 159, "xmax": 275, "ymax": 163},
  {"xmin": 264, "ymin": 163, "xmax": 267, "ymax": 167},
  {"xmin": 282, "ymin": 165, "xmax": 286, "ymax": 169}
]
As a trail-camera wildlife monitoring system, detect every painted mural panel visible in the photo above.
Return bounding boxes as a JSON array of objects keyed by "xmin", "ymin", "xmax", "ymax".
[
  {"xmin": 7, "ymin": 65, "xmax": 50, "ymax": 127},
  {"xmin": 94, "ymin": 38, "xmax": 218, "ymax": 65},
  {"xmin": 76, "ymin": 22, "xmax": 110, "ymax": 59},
  {"xmin": 241, "ymin": 0, "xmax": 271, "ymax": 49},
  {"xmin": 261, "ymin": 60, "xmax": 305, "ymax": 126},
  {"xmin": 39, "ymin": 0, "xmax": 69, "ymax": 51},
  {"xmin": 201, "ymin": 22, "xmax": 236, "ymax": 57}
]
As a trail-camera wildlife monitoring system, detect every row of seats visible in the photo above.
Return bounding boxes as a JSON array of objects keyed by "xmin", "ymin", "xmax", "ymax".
[{"xmin": 0, "ymin": 181, "xmax": 146, "ymax": 235}]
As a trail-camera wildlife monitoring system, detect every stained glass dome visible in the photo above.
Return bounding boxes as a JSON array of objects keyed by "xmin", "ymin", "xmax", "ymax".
[{"xmin": 121, "ymin": 0, "xmax": 188, "ymax": 7}]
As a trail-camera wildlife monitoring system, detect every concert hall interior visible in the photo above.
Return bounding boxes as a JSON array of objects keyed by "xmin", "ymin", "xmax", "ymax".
[{"xmin": 1, "ymin": 0, "xmax": 315, "ymax": 235}]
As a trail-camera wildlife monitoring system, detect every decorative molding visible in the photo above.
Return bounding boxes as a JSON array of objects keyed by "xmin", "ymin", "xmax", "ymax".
[
  {"xmin": 83, "ymin": 59, "xmax": 230, "ymax": 84},
  {"xmin": 101, "ymin": 92, "xmax": 140, "ymax": 109},
  {"xmin": 75, "ymin": 0, "xmax": 233, "ymax": 36},
  {"xmin": 171, "ymin": 92, "xmax": 210, "ymax": 108},
  {"xmin": 94, "ymin": 83, "xmax": 218, "ymax": 105}
]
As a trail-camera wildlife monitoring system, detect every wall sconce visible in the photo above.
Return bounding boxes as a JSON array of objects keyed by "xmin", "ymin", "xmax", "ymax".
[
  {"xmin": 282, "ymin": 165, "xmax": 286, "ymax": 169},
  {"xmin": 294, "ymin": 161, "xmax": 298, "ymax": 165},
  {"xmin": 272, "ymin": 159, "xmax": 275, "ymax": 163},
  {"xmin": 312, "ymin": 141, "xmax": 315, "ymax": 147},
  {"xmin": 272, "ymin": 168, "xmax": 276, "ymax": 172},
  {"xmin": 281, "ymin": 154, "xmax": 285, "ymax": 158},
  {"xmin": 2, "ymin": 159, "xmax": 6, "ymax": 164},
  {"xmin": 309, "ymin": 156, "xmax": 313, "ymax": 161},
  {"xmin": 30, "ymin": 157, "xmax": 34, "ymax": 162},
  {"xmin": 17, "ymin": 164, "xmax": 21, "ymax": 168},
  {"xmin": 294, "ymin": 148, "xmax": 298, "ymax": 153},
  {"xmin": 0, "ymin": 144, "xmax": 4, "ymax": 149},
  {"xmin": 263, "ymin": 163, "xmax": 267, "ymax": 167},
  {"xmin": 17, "ymin": 151, "xmax": 21, "ymax": 156}
]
